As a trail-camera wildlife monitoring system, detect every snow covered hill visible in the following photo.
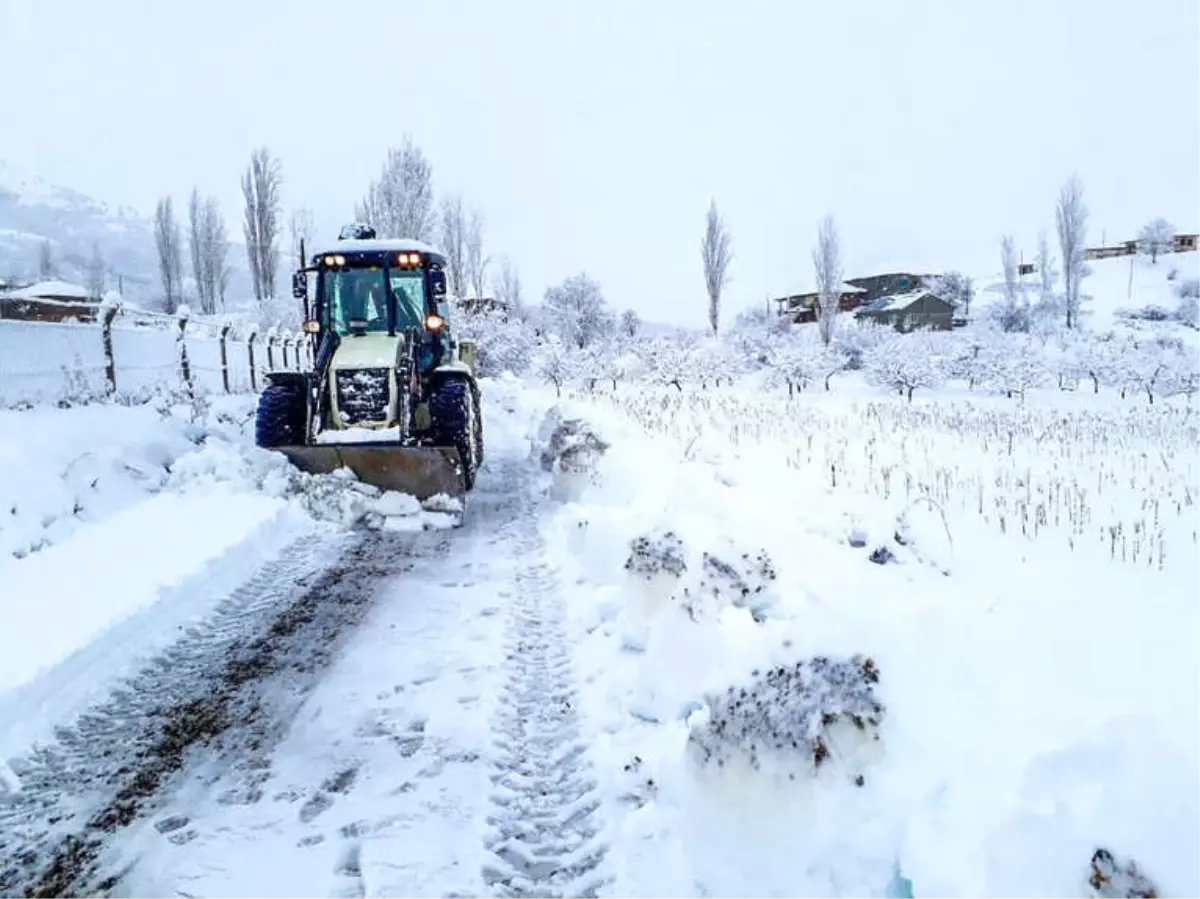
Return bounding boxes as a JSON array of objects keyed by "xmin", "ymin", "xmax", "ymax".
[{"xmin": 0, "ymin": 159, "xmax": 252, "ymax": 308}]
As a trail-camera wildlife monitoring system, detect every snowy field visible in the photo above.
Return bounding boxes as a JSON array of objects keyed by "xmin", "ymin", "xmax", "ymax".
[
  {"xmin": 2, "ymin": 285, "xmax": 1198, "ymax": 897},
  {"xmin": 536, "ymin": 379, "xmax": 1198, "ymax": 897}
]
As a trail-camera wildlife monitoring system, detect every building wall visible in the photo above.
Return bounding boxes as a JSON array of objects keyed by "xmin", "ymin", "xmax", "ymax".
[{"xmin": 0, "ymin": 297, "xmax": 99, "ymax": 324}]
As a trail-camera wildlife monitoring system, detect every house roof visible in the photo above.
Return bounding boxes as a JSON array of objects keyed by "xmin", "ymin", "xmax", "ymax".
[
  {"xmin": 776, "ymin": 282, "xmax": 866, "ymax": 301},
  {"xmin": 855, "ymin": 289, "xmax": 942, "ymax": 315},
  {"xmin": 5, "ymin": 279, "xmax": 91, "ymax": 300}
]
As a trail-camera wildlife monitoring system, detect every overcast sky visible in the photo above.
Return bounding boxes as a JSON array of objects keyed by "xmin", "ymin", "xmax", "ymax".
[{"xmin": 3, "ymin": 0, "xmax": 1197, "ymax": 327}]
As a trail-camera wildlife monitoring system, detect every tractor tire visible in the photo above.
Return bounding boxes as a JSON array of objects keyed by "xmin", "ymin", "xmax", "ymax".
[
  {"xmin": 429, "ymin": 376, "xmax": 478, "ymax": 491},
  {"xmin": 255, "ymin": 376, "xmax": 308, "ymax": 448},
  {"xmin": 471, "ymin": 383, "xmax": 485, "ymax": 466}
]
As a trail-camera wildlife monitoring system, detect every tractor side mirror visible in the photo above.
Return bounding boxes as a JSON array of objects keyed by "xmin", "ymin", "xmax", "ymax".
[{"xmin": 292, "ymin": 271, "xmax": 307, "ymax": 299}]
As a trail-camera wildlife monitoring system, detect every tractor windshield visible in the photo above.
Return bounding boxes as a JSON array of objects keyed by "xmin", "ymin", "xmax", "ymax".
[{"xmin": 322, "ymin": 265, "xmax": 426, "ymax": 335}]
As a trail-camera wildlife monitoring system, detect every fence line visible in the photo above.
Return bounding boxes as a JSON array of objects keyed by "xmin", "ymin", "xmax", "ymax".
[{"xmin": 0, "ymin": 307, "xmax": 313, "ymax": 408}]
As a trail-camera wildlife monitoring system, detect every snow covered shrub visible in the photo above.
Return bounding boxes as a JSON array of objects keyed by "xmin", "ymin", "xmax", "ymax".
[
  {"xmin": 1088, "ymin": 848, "xmax": 1158, "ymax": 899},
  {"xmin": 624, "ymin": 529, "xmax": 689, "ymax": 613},
  {"xmin": 537, "ymin": 413, "xmax": 609, "ymax": 475},
  {"xmin": 1174, "ymin": 277, "xmax": 1199, "ymax": 300},
  {"xmin": 690, "ymin": 547, "xmax": 778, "ymax": 623},
  {"xmin": 625, "ymin": 530, "xmax": 688, "ymax": 579},
  {"xmin": 687, "ymin": 655, "xmax": 884, "ymax": 783},
  {"xmin": 616, "ymin": 754, "xmax": 658, "ymax": 809}
]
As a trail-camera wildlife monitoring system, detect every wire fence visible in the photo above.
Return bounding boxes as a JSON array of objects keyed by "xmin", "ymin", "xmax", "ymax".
[{"xmin": 0, "ymin": 307, "xmax": 313, "ymax": 408}]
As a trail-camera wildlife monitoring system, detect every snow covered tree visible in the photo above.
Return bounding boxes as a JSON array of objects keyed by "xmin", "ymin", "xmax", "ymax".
[
  {"xmin": 988, "ymin": 334, "xmax": 1047, "ymax": 401},
  {"xmin": 201, "ymin": 197, "xmax": 231, "ymax": 313},
  {"xmin": 767, "ymin": 327, "xmax": 835, "ymax": 394},
  {"xmin": 356, "ymin": 137, "xmax": 435, "ymax": 242},
  {"xmin": 1035, "ymin": 231, "xmax": 1057, "ymax": 305},
  {"xmin": 465, "ymin": 209, "xmax": 489, "ymax": 300},
  {"xmin": 289, "ymin": 207, "xmax": 314, "ymax": 267},
  {"xmin": 241, "ymin": 146, "xmax": 284, "ymax": 304},
  {"xmin": 535, "ymin": 336, "xmax": 576, "ymax": 397},
  {"xmin": 1137, "ymin": 218, "xmax": 1175, "ymax": 263},
  {"xmin": 37, "ymin": 240, "xmax": 55, "ymax": 279},
  {"xmin": 86, "ymin": 242, "xmax": 105, "ymax": 300},
  {"xmin": 701, "ymin": 198, "xmax": 733, "ymax": 336},
  {"xmin": 438, "ymin": 194, "xmax": 467, "ymax": 297},
  {"xmin": 648, "ymin": 335, "xmax": 694, "ymax": 390},
  {"xmin": 1055, "ymin": 174, "xmax": 1089, "ymax": 329},
  {"xmin": 619, "ymin": 308, "xmax": 641, "ymax": 338},
  {"xmin": 864, "ymin": 331, "xmax": 945, "ymax": 401},
  {"xmin": 154, "ymin": 195, "xmax": 184, "ymax": 312},
  {"xmin": 456, "ymin": 305, "xmax": 535, "ymax": 376},
  {"xmin": 925, "ymin": 270, "xmax": 974, "ymax": 320},
  {"xmin": 493, "ymin": 256, "xmax": 523, "ymax": 318},
  {"xmin": 1116, "ymin": 338, "xmax": 1172, "ymax": 405},
  {"xmin": 832, "ymin": 317, "xmax": 889, "ymax": 371},
  {"xmin": 812, "ymin": 214, "xmax": 843, "ymax": 346},
  {"xmin": 993, "ymin": 234, "xmax": 1030, "ymax": 332},
  {"xmin": 543, "ymin": 273, "xmax": 612, "ymax": 349}
]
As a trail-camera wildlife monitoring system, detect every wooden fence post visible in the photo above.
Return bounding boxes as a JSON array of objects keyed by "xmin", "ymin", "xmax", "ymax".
[
  {"xmin": 177, "ymin": 309, "xmax": 194, "ymax": 396},
  {"xmin": 248, "ymin": 329, "xmax": 258, "ymax": 391},
  {"xmin": 101, "ymin": 304, "xmax": 119, "ymax": 394},
  {"xmin": 266, "ymin": 327, "xmax": 277, "ymax": 373},
  {"xmin": 282, "ymin": 335, "xmax": 292, "ymax": 371},
  {"xmin": 219, "ymin": 323, "xmax": 232, "ymax": 393}
]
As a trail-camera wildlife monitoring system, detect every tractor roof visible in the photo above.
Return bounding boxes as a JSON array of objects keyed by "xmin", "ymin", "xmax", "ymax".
[{"xmin": 315, "ymin": 237, "xmax": 444, "ymax": 258}]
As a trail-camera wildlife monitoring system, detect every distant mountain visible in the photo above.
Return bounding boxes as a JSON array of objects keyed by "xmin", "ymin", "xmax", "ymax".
[{"xmin": 0, "ymin": 160, "xmax": 251, "ymax": 309}]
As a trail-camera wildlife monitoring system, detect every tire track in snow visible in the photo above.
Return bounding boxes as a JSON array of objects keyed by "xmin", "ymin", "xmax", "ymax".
[
  {"xmin": 0, "ymin": 527, "xmax": 448, "ymax": 897},
  {"xmin": 483, "ymin": 519, "xmax": 609, "ymax": 898}
]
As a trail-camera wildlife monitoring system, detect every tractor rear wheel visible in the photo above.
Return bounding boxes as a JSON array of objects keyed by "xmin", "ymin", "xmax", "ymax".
[
  {"xmin": 429, "ymin": 377, "xmax": 478, "ymax": 491},
  {"xmin": 255, "ymin": 375, "xmax": 308, "ymax": 448}
]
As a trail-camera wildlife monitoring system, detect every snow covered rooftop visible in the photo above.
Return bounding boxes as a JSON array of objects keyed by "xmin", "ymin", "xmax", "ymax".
[
  {"xmin": 856, "ymin": 289, "xmax": 932, "ymax": 314},
  {"xmin": 313, "ymin": 237, "xmax": 444, "ymax": 258},
  {"xmin": 5, "ymin": 279, "xmax": 91, "ymax": 301},
  {"xmin": 778, "ymin": 281, "xmax": 866, "ymax": 299}
]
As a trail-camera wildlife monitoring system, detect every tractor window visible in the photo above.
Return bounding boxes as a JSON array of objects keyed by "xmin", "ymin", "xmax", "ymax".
[
  {"xmin": 323, "ymin": 267, "xmax": 389, "ymax": 335},
  {"xmin": 320, "ymin": 266, "xmax": 427, "ymax": 334},
  {"xmin": 388, "ymin": 272, "xmax": 426, "ymax": 330}
]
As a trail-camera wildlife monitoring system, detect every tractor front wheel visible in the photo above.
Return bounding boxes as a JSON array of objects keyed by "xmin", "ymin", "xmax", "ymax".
[
  {"xmin": 255, "ymin": 375, "xmax": 308, "ymax": 448},
  {"xmin": 429, "ymin": 377, "xmax": 479, "ymax": 491}
]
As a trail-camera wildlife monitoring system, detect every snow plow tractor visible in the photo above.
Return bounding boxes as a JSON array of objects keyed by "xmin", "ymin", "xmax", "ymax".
[{"xmin": 254, "ymin": 224, "xmax": 483, "ymax": 508}]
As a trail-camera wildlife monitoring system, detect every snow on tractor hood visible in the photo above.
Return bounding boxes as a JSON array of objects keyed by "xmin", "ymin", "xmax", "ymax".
[{"xmin": 331, "ymin": 333, "xmax": 405, "ymax": 370}]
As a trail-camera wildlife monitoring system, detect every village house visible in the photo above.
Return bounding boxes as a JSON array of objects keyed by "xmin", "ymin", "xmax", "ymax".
[
  {"xmin": 0, "ymin": 279, "xmax": 100, "ymax": 323},
  {"xmin": 773, "ymin": 272, "xmax": 936, "ymax": 324},
  {"xmin": 853, "ymin": 290, "xmax": 955, "ymax": 332}
]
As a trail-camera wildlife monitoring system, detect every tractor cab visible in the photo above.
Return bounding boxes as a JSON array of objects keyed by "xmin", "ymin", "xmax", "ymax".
[{"xmin": 292, "ymin": 225, "xmax": 454, "ymax": 374}]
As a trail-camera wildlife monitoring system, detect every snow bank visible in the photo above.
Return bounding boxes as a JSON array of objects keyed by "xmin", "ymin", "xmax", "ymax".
[
  {"xmin": 533, "ymin": 387, "xmax": 1199, "ymax": 897},
  {"xmin": 0, "ymin": 386, "xmax": 479, "ymax": 765}
]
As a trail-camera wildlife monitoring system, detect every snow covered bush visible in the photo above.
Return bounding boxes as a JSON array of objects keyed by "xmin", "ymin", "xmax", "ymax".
[
  {"xmin": 682, "ymin": 547, "xmax": 778, "ymax": 623},
  {"xmin": 625, "ymin": 530, "xmax": 688, "ymax": 579},
  {"xmin": 1089, "ymin": 848, "xmax": 1159, "ymax": 899},
  {"xmin": 766, "ymin": 327, "xmax": 846, "ymax": 394},
  {"xmin": 687, "ymin": 655, "xmax": 884, "ymax": 783},
  {"xmin": 455, "ymin": 308, "xmax": 535, "ymax": 377},
  {"xmin": 536, "ymin": 406, "xmax": 609, "ymax": 477}
]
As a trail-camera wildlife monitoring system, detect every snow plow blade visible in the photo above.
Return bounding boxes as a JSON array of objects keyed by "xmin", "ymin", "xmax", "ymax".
[{"xmin": 278, "ymin": 445, "xmax": 466, "ymax": 501}]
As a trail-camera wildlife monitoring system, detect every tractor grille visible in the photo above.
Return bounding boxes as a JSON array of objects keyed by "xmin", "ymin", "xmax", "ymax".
[{"xmin": 336, "ymin": 368, "xmax": 391, "ymax": 425}]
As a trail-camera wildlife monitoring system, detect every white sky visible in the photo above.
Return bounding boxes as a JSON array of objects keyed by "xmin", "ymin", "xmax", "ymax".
[{"xmin": 3, "ymin": 0, "xmax": 1197, "ymax": 327}]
